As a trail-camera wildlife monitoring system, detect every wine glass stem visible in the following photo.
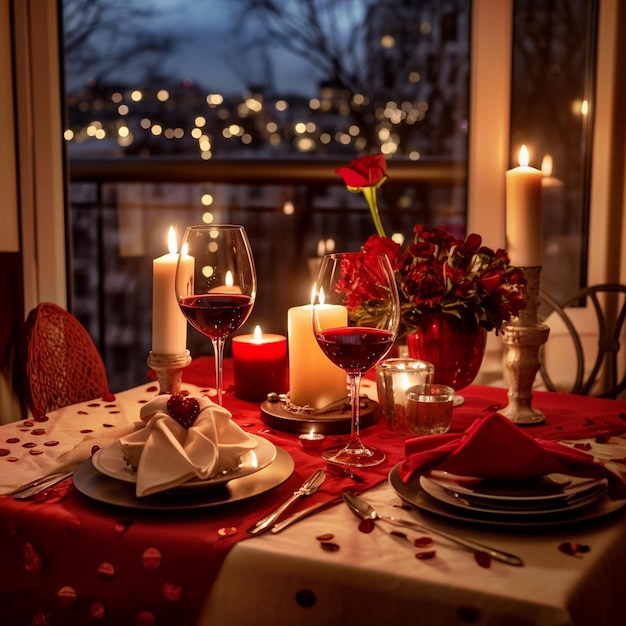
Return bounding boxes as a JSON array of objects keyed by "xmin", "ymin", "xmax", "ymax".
[
  {"xmin": 346, "ymin": 372, "xmax": 364, "ymax": 451},
  {"xmin": 212, "ymin": 337, "xmax": 226, "ymax": 405}
]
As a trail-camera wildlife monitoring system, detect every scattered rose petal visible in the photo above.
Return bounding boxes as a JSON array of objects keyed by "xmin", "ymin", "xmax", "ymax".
[
  {"xmin": 80, "ymin": 429, "xmax": 94, "ymax": 434},
  {"xmin": 316, "ymin": 533, "xmax": 334, "ymax": 541},
  {"xmin": 558, "ymin": 541, "xmax": 590, "ymax": 556},
  {"xmin": 146, "ymin": 385, "xmax": 158, "ymax": 392},
  {"xmin": 33, "ymin": 410, "xmax": 49, "ymax": 422},
  {"xmin": 162, "ymin": 582, "xmax": 183, "ymax": 601},
  {"xmin": 6, "ymin": 437, "xmax": 20, "ymax": 443},
  {"xmin": 416, "ymin": 550, "xmax": 436, "ymax": 560},
  {"xmin": 136, "ymin": 610, "xmax": 156, "ymax": 626},
  {"xmin": 90, "ymin": 601, "xmax": 106, "ymax": 620},
  {"xmin": 23, "ymin": 420, "xmax": 34, "ymax": 427},
  {"xmin": 142, "ymin": 547, "xmax": 162, "ymax": 570},
  {"xmin": 87, "ymin": 403, "xmax": 101, "ymax": 408},
  {"xmin": 31, "ymin": 428, "xmax": 46, "ymax": 435},
  {"xmin": 320, "ymin": 541, "xmax": 340, "ymax": 551},
  {"xmin": 29, "ymin": 449, "xmax": 44, "ymax": 456},
  {"xmin": 474, "ymin": 550, "xmax": 491, "ymax": 568},
  {"xmin": 102, "ymin": 423, "xmax": 114, "ymax": 428},
  {"xmin": 573, "ymin": 442, "xmax": 592, "ymax": 451},
  {"xmin": 97, "ymin": 562, "xmax": 115, "ymax": 578},
  {"xmin": 595, "ymin": 431, "xmax": 611, "ymax": 443},
  {"xmin": 22, "ymin": 542, "xmax": 43, "ymax": 573},
  {"xmin": 5, "ymin": 456, "xmax": 18, "ymax": 462},
  {"xmin": 217, "ymin": 526, "xmax": 237, "ymax": 537},
  {"xmin": 114, "ymin": 519, "xmax": 133, "ymax": 533},
  {"xmin": 357, "ymin": 518, "xmax": 375, "ymax": 533},
  {"xmin": 0, "ymin": 449, "xmax": 10, "ymax": 456},
  {"xmin": 57, "ymin": 586, "xmax": 77, "ymax": 608},
  {"xmin": 44, "ymin": 441, "xmax": 59, "ymax": 447},
  {"xmin": 103, "ymin": 391, "xmax": 116, "ymax": 402},
  {"xmin": 414, "ymin": 536, "xmax": 433, "ymax": 548},
  {"xmin": 77, "ymin": 410, "xmax": 88, "ymax": 415},
  {"xmin": 22, "ymin": 442, "xmax": 36, "ymax": 448}
]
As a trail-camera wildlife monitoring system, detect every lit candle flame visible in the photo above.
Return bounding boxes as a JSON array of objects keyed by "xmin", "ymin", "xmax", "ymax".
[
  {"xmin": 253, "ymin": 325, "xmax": 263, "ymax": 343},
  {"xmin": 518, "ymin": 145, "xmax": 529, "ymax": 167},
  {"xmin": 541, "ymin": 154, "xmax": 553, "ymax": 177},
  {"xmin": 225, "ymin": 271, "xmax": 234, "ymax": 288},
  {"xmin": 167, "ymin": 226, "xmax": 178, "ymax": 254}
]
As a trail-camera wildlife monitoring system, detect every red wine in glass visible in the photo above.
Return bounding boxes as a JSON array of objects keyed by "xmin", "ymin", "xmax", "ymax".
[
  {"xmin": 179, "ymin": 294, "xmax": 254, "ymax": 339},
  {"xmin": 315, "ymin": 327, "xmax": 395, "ymax": 374}
]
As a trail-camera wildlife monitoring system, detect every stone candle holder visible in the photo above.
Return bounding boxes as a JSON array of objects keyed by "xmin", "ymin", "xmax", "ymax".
[
  {"xmin": 499, "ymin": 266, "xmax": 550, "ymax": 425},
  {"xmin": 147, "ymin": 350, "xmax": 192, "ymax": 394}
]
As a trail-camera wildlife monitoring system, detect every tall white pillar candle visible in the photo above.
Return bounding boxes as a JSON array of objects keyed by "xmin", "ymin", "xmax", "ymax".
[
  {"xmin": 152, "ymin": 227, "xmax": 192, "ymax": 355},
  {"xmin": 505, "ymin": 145, "xmax": 543, "ymax": 267},
  {"xmin": 288, "ymin": 304, "xmax": 347, "ymax": 409}
]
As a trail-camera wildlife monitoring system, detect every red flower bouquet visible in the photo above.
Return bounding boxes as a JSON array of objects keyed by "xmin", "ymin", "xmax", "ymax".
[{"xmin": 336, "ymin": 155, "xmax": 527, "ymax": 334}]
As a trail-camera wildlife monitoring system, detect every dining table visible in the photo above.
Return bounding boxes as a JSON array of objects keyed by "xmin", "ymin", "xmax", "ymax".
[{"xmin": 2, "ymin": 357, "xmax": 626, "ymax": 626}]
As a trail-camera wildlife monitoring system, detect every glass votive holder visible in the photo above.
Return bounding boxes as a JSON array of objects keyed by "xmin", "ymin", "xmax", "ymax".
[
  {"xmin": 404, "ymin": 383, "xmax": 455, "ymax": 436},
  {"xmin": 376, "ymin": 358, "xmax": 435, "ymax": 434}
]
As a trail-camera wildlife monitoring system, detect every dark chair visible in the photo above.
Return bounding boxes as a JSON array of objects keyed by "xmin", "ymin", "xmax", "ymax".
[
  {"xmin": 24, "ymin": 302, "xmax": 111, "ymax": 415},
  {"xmin": 538, "ymin": 284, "xmax": 626, "ymax": 398}
]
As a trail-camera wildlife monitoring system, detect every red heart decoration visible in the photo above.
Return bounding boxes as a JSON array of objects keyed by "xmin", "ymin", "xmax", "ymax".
[{"xmin": 166, "ymin": 393, "xmax": 201, "ymax": 429}]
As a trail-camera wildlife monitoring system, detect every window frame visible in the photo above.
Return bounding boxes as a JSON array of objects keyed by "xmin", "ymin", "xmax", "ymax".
[{"xmin": 11, "ymin": 0, "xmax": 626, "ymax": 310}]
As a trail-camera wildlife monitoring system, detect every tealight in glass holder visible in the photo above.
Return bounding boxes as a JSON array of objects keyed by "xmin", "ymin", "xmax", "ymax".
[{"xmin": 376, "ymin": 358, "xmax": 435, "ymax": 434}]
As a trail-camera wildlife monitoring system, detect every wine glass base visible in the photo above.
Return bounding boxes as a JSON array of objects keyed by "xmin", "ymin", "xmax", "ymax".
[{"xmin": 321, "ymin": 444, "xmax": 385, "ymax": 468}]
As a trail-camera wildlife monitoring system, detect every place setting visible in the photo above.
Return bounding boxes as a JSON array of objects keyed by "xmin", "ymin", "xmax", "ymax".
[{"xmin": 388, "ymin": 410, "xmax": 626, "ymax": 529}]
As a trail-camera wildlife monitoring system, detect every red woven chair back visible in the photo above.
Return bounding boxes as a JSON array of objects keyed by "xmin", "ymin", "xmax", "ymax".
[{"xmin": 25, "ymin": 303, "xmax": 110, "ymax": 414}]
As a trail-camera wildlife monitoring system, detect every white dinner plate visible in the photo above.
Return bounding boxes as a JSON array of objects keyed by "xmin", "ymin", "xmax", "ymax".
[
  {"xmin": 388, "ymin": 463, "xmax": 626, "ymax": 528},
  {"xmin": 419, "ymin": 474, "xmax": 608, "ymax": 517},
  {"xmin": 73, "ymin": 446, "xmax": 294, "ymax": 511},
  {"xmin": 92, "ymin": 434, "xmax": 276, "ymax": 491}
]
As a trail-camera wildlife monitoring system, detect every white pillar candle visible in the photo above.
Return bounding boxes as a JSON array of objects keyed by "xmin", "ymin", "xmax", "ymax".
[
  {"xmin": 152, "ymin": 227, "xmax": 192, "ymax": 355},
  {"xmin": 288, "ymin": 303, "xmax": 347, "ymax": 409},
  {"xmin": 505, "ymin": 145, "xmax": 543, "ymax": 267}
]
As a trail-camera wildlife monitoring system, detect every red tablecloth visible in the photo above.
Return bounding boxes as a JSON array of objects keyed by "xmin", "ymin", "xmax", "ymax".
[{"xmin": 2, "ymin": 358, "xmax": 626, "ymax": 625}]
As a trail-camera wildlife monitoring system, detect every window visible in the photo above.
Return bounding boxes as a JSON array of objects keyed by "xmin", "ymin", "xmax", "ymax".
[{"xmin": 62, "ymin": 0, "xmax": 471, "ymax": 391}]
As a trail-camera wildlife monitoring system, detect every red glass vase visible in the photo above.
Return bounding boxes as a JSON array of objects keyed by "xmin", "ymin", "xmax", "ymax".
[{"xmin": 406, "ymin": 313, "xmax": 487, "ymax": 391}]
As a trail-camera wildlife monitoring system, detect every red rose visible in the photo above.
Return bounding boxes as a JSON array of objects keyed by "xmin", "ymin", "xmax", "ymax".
[{"xmin": 335, "ymin": 154, "xmax": 387, "ymax": 189}]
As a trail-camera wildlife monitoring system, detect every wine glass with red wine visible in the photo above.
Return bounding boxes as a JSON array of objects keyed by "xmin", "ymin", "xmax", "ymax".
[
  {"xmin": 176, "ymin": 225, "xmax": 256, "ymax": 405},
  {"xmin": 312, "ymin": 251, "xmax": 400, "ymax": 466}
]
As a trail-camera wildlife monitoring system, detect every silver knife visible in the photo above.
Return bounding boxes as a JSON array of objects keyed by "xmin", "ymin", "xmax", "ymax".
[
  {"xmin": 12, "ymin": 471, "xmax": 74, "ymax": 500},
  {"xmin": 271, "ymin": 496, "xmax": 343, "ymax": 533},
  {"xmin": 247, "ymin": 469, "xmax": 327, "ymax": 535},
  {"xmin": 343, "ymin": 492, "xmax": 524, "ymax": 567}
]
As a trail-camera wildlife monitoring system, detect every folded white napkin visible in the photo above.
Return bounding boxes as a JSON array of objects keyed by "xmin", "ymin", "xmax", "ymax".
[{"xmin": 118, "ymin": 394, "xmax": 258, "ymax": 497}]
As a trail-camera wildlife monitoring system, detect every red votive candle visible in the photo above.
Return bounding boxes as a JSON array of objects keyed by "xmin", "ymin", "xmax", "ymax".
[{"xmin": 232, "ymin": 326, "xmax": 288, "ymax": 401}]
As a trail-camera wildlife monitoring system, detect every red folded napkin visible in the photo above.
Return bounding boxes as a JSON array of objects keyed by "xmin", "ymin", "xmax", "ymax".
[{"xmin": 399, "ymin": 412, "xmax": 626, "ymax": 499}]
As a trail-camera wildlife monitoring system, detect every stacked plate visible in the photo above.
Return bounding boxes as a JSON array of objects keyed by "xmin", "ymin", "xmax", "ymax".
[
  {"xmin": 388, "ymin": 464, "xmax": 622, "ymax": 527},
  {"xmin": 420, "ymin": 472, "xmax": 608, "ymax": 517},
  {"xmin": 73, "ymin": 435, "xmax": 294, "ymax": 511}
]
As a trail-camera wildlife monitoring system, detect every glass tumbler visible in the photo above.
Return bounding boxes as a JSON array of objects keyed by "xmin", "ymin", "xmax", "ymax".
[
  {"xmin": 376, "ymin": 358, "xmax": 434, "ymax": 434},
  {"xmin": 404, "ymin": 383, "xmax": 455, "ymax": 436}
]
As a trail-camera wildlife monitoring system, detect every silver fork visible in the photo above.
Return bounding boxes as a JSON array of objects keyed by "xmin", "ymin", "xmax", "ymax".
[{"xmin": 247, "ymin": 469, "xmax": 327, "ymax": 535}]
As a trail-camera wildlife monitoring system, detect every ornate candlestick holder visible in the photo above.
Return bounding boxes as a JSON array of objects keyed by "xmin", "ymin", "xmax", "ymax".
[
  {"xmin": 147, "ymin": 350, "xmax": 192, "ymax": 394},
  {"xmin": 499, "ymin": 266, "xmax": 550, "ymax": 425}
]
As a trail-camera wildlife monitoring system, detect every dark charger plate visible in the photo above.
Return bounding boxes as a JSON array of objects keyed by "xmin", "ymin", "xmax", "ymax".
[{"xmin": 260, "ymin": 397, "xmax": 379, "ymax": 435}]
